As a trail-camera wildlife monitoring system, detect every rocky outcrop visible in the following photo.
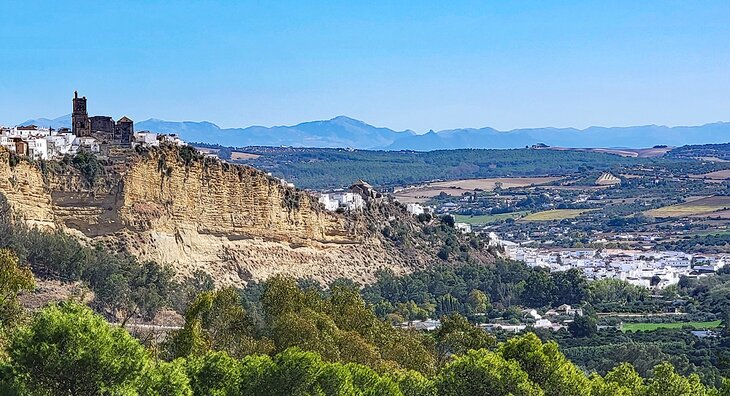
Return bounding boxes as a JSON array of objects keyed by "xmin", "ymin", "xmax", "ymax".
[
  {"xmin": 0, "ymin": 147, "xmax": 492, "ymax": 286},
  {"xmin": 0, "ymin": 156, "xmax": 55, "ymax": 229}
]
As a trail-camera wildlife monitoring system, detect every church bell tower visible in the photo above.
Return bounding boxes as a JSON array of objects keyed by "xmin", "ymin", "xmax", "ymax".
[{"xmin": 72, "ymin": 91, "xmax": 90, "ymax": 137}]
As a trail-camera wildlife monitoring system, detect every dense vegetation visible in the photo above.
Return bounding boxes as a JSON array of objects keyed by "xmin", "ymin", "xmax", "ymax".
[
  {"xmin": 2, "ymin": 268, "xmax": 729, "ymax": 395},
  {"xmin": 0, "ymin": 194, "xmax": 183, "ymax": 325},
  {"xmin": 357, "ymin": 261, "xmax": 730, "ymax": 387},
  {"xmin": 224, "ymin": 146, "xmax": 646, "ymax": 189},
  {"xmin": 6, "ymin": 140, "xmax": 730, "ymax": 393},
  {"xmin": 360, "ymin": 262, "xmax": 646, "ymax": 322},
  {"xmin": 667, "ymin": 143, "xmax": 730, "ymax": 161},
  {"xmin": 6, "ymin": 189, "xmax": 730, "ymax": 392}
]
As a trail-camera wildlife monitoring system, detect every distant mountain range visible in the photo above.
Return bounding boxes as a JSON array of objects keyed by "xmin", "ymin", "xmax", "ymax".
[
  {"xmin": 18, "ymin": 115, "xmax": 730, "ymax": 151},
  {"xmin": 21, "ymin": 114, "xmax": 72, "ymax": 130}
]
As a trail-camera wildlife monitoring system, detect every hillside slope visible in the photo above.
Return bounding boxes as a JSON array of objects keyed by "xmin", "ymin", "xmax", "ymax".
[{"xmin": 0, "ymin": 147, "xmax": 492, "ymax": 286}]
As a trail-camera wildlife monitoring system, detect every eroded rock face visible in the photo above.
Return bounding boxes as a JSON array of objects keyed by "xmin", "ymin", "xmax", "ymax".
[
  {"xmin": 1, "ymin": 147, "xmax": 469, "ymax": 286},
  {"xmin": 0, "ymin": 156, "xmax": 55, "ymax": 229}
]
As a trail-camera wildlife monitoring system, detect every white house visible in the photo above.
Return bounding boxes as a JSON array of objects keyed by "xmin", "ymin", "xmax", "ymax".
[
  {"xmin": 73, "ymin": 137, "xmax": 100, "ymax": 153},
  {"xmin": 132, "ymin": 132, "xmax": 159, "ymax": 147},
  {"xmin": 26, "ymin": 138, "xmax": 48, "ymax": 160},
  {"xmin": 406, "ymin": 203, "xmax": 425, "ymax": 216},
  {"xmin": 455, "ymin": 222, "xmax": 472, "ymax": 234}
]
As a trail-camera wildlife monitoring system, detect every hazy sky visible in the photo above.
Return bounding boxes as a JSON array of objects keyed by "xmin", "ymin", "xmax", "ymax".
[{"xmin": 1, "ymin": 1, "xmax": 729, "ymax": 132}]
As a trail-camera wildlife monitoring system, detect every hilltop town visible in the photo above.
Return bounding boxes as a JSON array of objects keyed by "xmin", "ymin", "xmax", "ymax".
[{"xmin": 0, "ymin": 92, "xmax": 185, "ymax": 160}]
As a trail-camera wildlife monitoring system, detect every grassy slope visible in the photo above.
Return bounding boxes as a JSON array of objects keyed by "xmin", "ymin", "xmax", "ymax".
[{"xmin": 622, "ymin": 320, "xmax": 721, "ymax": 332}]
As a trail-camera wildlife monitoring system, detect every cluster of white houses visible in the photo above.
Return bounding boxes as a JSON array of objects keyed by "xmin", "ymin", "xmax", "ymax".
[
  {"xmin": 0, "ymin": 124, "xmax": 185, "ymax": 160},
  {"xmin": 0, "ymin": 125, "xmax": 77, "ymax": 159},
  {"xmin": 0, "ymin": 92, "xmax": 185, "ymax": 160},
  {"xmin": 401, "ymin": 304, "xmax": 585, "ymax": 333},
  {"xmin": 504, "ymin": 245, "xmax": 728, "ymax": 289},
  {"xmin": 317, "ymin": 180, "xmax": 387, "ymax": 212}
]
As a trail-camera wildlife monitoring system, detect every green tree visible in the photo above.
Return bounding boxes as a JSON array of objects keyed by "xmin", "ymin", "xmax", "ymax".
[
  {"xmin": 268, "ymin": 348, "xmax": 332, "ymax": 395},
  {"xmin": 567, "ymin": 314, "xmax": 598, "ymax": 338},
  {"xmin": 645, "ymin": 362, "xmax": 712, "ymax": 396},
  {"xmin": 588, "ymin": 278, "xmax": 648, "ymax": 304},
  {"xmin": 465, "ymin": 289, "xmax": 491, "ymax": 317},
  {"xmin": 434, "ymin": 314, "xmax": 495, "ymax": 367},
  {"xmin": 169, "ymin": 270, "xmax": 215, "ymax": 314},
  {"xmin": 522, "ymin": 269, "xmax": 557, "ymax": 308},
  {"xmin": 83, "ymin": 248, "xmax": 173, "ymax": 327},
  {"xmin": 393, "ymin": 370, "xmax": 436, "ymax": 396},
  {"xmin": 552, "ymin": 269, "xmax": 589, "ymax": 306},
  {"xmin": 167, "ymin": 287, "xmax": 272, "ymax": 359},
  {"xmin": 345, "ymin": 361, "xmax": 402, "ymax": 396},
  {"xmin": 7, "ymin": 303, "xmax": 151, "ymax": 395},
  {"xmin": 436, "ymin": 349, "xmax": 543, "ymax": 396},
  {"xmin": 71, "ymin": 151, "xmax": 103, "ymax": 187},
  {"xmin": 185, "ymin": 351, "xmax": 243, "ymax": 396},
  {"xmin": 588, "ymin": 373, "xmax": 637, "ymax": 396},
  {"xmin": 499, "ymin": 333, "xmax": 590, "ymax": 396},
  {"xmin": 0, "ymin": 248, "xmax": 34, "ymax": 328},
  {"xmin": 239, "ymin": 354, "xmax": 277, "ymax": 394},
  {"xmin": 140, "ymin": 359, "xmax": 193, "ymax": 396},
  {"xmin": 604, "ymin": 363, "xmax": 645, "ymax": 394}
]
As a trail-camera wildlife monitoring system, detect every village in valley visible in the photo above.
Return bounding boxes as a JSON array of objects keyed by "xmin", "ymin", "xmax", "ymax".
[{"xmin": 5, "ymin": 92, "xmax": 730, "ymax": 338}]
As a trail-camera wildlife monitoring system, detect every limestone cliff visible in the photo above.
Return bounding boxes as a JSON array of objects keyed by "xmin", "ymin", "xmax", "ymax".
[{"xmin": 0, "ymin": 147, "xmax": 493, "ymax": 286}]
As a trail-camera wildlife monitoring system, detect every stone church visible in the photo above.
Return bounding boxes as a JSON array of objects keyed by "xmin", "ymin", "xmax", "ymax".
[{"xmin": 72, "ymin": 91, "xmax": 134, "ymax": 145}]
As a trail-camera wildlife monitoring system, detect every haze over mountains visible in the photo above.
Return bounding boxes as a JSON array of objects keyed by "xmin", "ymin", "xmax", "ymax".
[{"xmin": 19, "ymin": 114, "xmax": 730, "ymax": 151}]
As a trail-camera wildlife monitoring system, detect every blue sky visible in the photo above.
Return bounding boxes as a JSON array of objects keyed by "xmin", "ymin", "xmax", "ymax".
[{"xmin": 1, "ymin": 1, "xmax": 729, "ymax": 131}]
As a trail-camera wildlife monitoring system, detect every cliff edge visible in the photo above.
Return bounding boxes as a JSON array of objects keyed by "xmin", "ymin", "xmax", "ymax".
[{"xmin": 0, "ymin": 146, "xmax": 493, "ymax": 286}]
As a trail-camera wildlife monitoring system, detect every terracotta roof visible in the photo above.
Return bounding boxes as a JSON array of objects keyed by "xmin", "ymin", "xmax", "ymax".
[{"xmin": 117, "ymin": 116, "xmax": 133, "ymax": 123}]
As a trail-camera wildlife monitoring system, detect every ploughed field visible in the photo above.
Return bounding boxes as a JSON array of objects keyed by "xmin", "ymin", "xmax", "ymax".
[
  {"xmin": 393, "ymin": 177, "xmax": 562, "ymax": 203},
  {"xmin": 646, "ymin": 195, "xmax": 730, "ymax": 218},
  {"xmin": 230, "ymin": 151, "xmax": 261, "ymax": 160},
  {"xmin": 520, "ymin": 209, "xmax": 595, "ymax": 221},
  {"xmin": 692, "ymin": 169, "xmax": 730, "ymax": 180}
]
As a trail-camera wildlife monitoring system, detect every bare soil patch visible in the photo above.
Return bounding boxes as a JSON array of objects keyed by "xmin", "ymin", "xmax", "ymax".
[
  {"xmin": 692, "ymin": 169, "xmax": 730, "ymax": 180},
  {"xmin": 393, "ymin": 177, "xmax": 562, "ymax": 203},
  {"xmin": 231, "ymin": 151, "xmax": 261, "ymax": 160}
]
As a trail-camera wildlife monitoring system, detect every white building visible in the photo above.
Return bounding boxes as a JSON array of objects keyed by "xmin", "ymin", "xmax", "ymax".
[
  {"xmin": 455, "ymin": 222, "xmax": 472, "ymax": 234},
  {"xmin": 26, "ymin": 138, "xmax": 48, "ymax": 160},
  {"xmin": 73, "ymin": 137, "xmax": 100, "ymax": 153},
  {"xmin": 318, "ymin": 194, "xmax": 340, "ymax": 211},
  {"xmin": 132, "ymin": 132, "xmax": 159, "ymax": 147},
  {"xmin": 505, "ymin": 243, "xmax": 717, "ymax": 290},
  {"xmin": 160, "ymin": 134, "xmax": 185, "ymax": 146},
  {"xmin": 318, "ymin": 192, "xmax": 365, "ymax": 212},
  {"xmin": 0, "ymin": 125, "xmax": 78, "ymax": 160},
  {"xmin": 406, "ymin": 203, "xmax": 425, "ymax": 216}
]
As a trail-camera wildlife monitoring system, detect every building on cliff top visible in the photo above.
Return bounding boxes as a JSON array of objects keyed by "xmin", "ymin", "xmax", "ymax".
[
  {"xmin": 349, "ymin": 180, "xmax": 382, "ymax": 201},
  {"xmin": 72, "ymin": 91, "xmax": 134, "ymax": 146},
  {"xmin": 0, "ymin": 125, "xmax": 76, "ymax": 159},
  {"xmin": 1, "ymin": 92, "xmax": 180, "ymax": 160},
  {"xmin": 318, "ymin": 192, "xmax": 364, "ymax": 211}
]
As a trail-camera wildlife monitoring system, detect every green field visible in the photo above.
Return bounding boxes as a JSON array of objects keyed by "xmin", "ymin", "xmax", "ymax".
[
  {"xmin": 453, "ymin": 212, "xmax": 528, "ymax": 224},
  {"xmin": 692, "ymin": 229, "xmax": 730, "ymax": 237},
  {"xmin": 521, "ymin": 209, "xmax": 594, "ymax": 221},
  {"xmin": 622, "ymin": 320, "xmax": 721, "ymax": 332},
  {"xmin": 646, "ymin": 195, "xmax": 730, "ymax": 218}
]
